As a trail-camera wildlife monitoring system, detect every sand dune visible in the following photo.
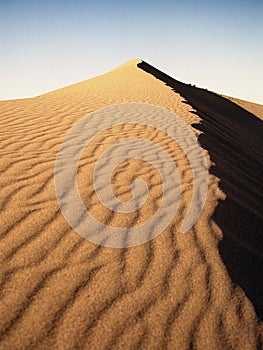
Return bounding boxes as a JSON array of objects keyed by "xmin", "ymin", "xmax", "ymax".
[
  {"xmin": 224, "ymin": 96, "xmax": 263, "ymax": 121},
  {"xmin": 0, "ymin": 59, "xmax": 262, "ymax": 349}
]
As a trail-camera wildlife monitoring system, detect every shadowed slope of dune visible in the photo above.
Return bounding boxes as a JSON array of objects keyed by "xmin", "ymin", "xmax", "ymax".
[
  {"xmin": 0, "ymin": 59, "xmax": 262, "ymax": 349},
  {"xmin": 224, "ymin": 96, "xmax": 263, "ymax": 121},
  {"xmin": 138, "ymin": 60, "xmax": 263, "ymax": 320}
]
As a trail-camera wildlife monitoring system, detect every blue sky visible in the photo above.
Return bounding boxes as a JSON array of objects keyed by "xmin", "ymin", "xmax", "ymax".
[{"xmin": 1, "ymin": 0, "xmax": 262, "ymax": 103}]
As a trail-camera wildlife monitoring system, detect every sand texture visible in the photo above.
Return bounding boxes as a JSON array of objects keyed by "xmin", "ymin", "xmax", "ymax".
[{"xmin": 0, "ymin": 59, "xmax": 262, "ymax": 349}]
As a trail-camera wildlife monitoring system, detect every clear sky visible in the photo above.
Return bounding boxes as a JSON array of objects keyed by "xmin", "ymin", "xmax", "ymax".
[{"xmin": 1, "ymin": 0, "xmax": 262, "ymax": 103}]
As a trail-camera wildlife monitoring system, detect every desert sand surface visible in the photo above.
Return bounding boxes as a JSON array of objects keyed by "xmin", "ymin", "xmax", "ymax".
[
  {"xmin": 0, "ymin": 59, "xmax": 262, "ymax": 349},
  {"xmin": 224, "ymin": 96, "xmax": 263, "ymax": 121}
]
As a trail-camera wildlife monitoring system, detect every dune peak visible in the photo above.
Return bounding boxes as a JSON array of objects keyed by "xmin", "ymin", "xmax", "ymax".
[{"xmin": 110, "ymin": 58, "xmax": 142, "ymax": 71}]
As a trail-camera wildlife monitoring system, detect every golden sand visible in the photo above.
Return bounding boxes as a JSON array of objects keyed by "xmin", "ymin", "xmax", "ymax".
[
  {"xmin": 0, "ymin": 59, "xmax": 262, "ymax": 349},
  {"xmin": 224, "ymin": 95, "xmax": 263, "ymax": 121}
]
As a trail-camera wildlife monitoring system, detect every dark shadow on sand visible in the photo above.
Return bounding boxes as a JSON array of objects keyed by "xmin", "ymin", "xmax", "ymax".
[{"xmin": 138, "ymin": 61, "xmax": 263, "ymax": 320}]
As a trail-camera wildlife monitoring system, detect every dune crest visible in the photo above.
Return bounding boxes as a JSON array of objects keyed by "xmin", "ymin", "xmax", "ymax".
[{"xmin": 0, "ymin": 59, "xmax": 262, "ymax": 349}]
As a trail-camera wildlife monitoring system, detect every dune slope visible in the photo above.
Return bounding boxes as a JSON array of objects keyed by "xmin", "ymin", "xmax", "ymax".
[
  {"xmin": 138, "ymin": 60, "xmax": 263, "ymax": 320},
  {"xmin": 0, "ymin": 59, "xmax": 262, "ymax": 349}
]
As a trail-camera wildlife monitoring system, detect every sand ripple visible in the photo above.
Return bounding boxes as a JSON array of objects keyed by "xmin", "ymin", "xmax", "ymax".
[{"xmin": 0, "ymin": 59, "xmax": 262, "ymax": 349}]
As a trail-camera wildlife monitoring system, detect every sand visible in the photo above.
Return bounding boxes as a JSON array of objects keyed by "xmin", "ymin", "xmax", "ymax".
[
  {"xmin": 224, "ymin": 95, "xmax": 263, "ymax": 121},
  {"xmin": 0, "ymin": 59, "xmax": 262, "ymax": 349}
]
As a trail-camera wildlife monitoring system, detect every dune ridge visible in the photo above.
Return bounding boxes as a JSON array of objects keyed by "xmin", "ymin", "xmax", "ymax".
[
  {"xmin": 137, "ymin": 60, "xmax": 263, "ymax": 320},
  {"xmin": 0, "ymin": 59, "xmax": 262, "ymax": 349}
]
